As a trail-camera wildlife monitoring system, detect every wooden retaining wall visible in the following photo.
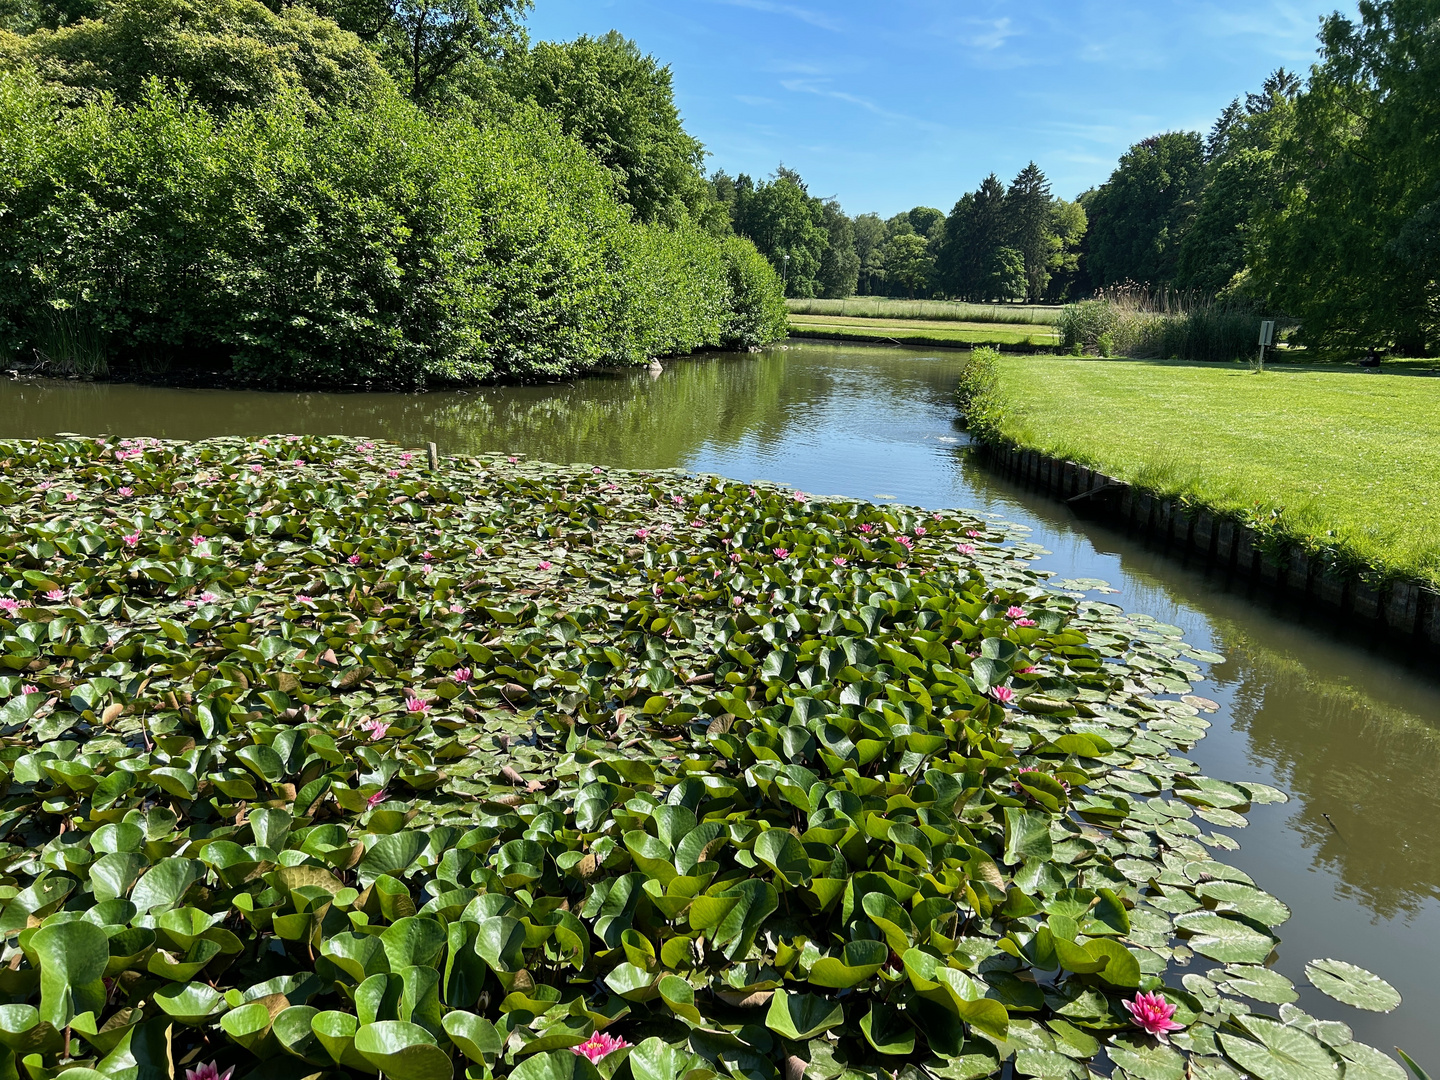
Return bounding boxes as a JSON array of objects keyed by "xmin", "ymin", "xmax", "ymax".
[{"xmin": 974, "ymin": 441, "xmax": 1440, "ymax": 657}]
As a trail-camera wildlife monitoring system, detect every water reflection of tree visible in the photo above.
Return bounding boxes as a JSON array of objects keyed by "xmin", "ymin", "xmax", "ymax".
[{"xmin": 1214, "ymin": 624, "xmax": 1440, "ymax": 921}]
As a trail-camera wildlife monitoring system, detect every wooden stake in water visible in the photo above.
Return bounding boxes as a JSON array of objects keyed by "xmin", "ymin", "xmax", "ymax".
[{"xmin": 427, "ymin": 442, "xmax": 438, "ymax": 470}]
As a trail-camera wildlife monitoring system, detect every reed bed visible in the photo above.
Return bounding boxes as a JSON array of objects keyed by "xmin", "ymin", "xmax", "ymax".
[{"xmin": 1058, "ymin": 285, "xmax": 1272, "ymax": 363}]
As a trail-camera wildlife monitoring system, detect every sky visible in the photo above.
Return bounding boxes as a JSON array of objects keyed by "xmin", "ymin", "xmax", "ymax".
[{"xmin": 522, "ymin": 0, "xmax": 1343, "ymax": 216}]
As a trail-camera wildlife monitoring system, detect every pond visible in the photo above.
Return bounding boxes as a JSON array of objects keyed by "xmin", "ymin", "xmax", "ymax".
[{"xmin": 4, "ymin": 341, "xmax": 1439, "ymax": 1065}]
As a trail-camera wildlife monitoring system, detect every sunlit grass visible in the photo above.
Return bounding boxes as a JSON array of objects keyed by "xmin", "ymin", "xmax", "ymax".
[
  {"xmin": 787, "ymin": 297, "xmax": 1062, "ymax": 326},
  {"xmin": 789, "ymin": 316, "xmax": 1056, "ymax": 348},
  {"xmin": 986, "ymin": 356, "xmax": 1440, "ymax": 585}
]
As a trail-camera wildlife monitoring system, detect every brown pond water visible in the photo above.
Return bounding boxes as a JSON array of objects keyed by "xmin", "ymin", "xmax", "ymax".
[{"xmin": 3, "ymin": 343, "xmax": 1439, "ymax": 1065}]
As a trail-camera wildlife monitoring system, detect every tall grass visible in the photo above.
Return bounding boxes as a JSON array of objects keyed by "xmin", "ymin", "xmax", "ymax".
[
  {"xmin": 787, "ymin": 297, "xmax": 1063, "ymax": 326},
  {"xmin": 30, "ymin": 307, "xmax": 108, "ymax": 377},
  {"xmin": 1057, "ymin": 285, "xmax": 1272, "ymax": 363}
]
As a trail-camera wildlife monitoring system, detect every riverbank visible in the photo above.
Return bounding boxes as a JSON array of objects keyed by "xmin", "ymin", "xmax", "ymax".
[
  {"xmin": 0, "ymin": 433, "xmax": 1403, "ymax": 1080},
  {"xmin": 958, "ymin": 352, "xmax": 1440, "ymax": 648}
]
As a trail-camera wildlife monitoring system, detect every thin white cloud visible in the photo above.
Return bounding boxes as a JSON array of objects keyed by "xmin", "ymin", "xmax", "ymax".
[
  {"xmin": 708, "ymin": 0, "xmax": 844, "ymax": 32},
  {"xmin": 778, "ymin": 78, "xmax": 949, "ymax": 133},
  {"xmin": 959, "ymin": 17, "xmax": 1019, "ymax": 50},
  {"xmin": 733, "ymin": 94, "xmax": 778, "ymax": 107}
]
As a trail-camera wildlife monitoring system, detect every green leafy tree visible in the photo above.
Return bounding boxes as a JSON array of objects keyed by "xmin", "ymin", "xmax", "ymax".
[
  {"xmin": 883, "ymin": 231, "xmax": 934, "ymax": 297},
  {"xmin": 1083, "ymin": 130, "xmax": 1206, "ymax": 285},
  {"xmin": 308, "ymin": 0, "xmax": 529, "ymax": 104},
  {"xmin": 0, "ymin": 0, "xmax": 390, "ymax": 112},
  {"xmin": 816, "ymin": 199, "xmax": 859, "ymax": 298},
  {"xmin": 731, "ymin": 167, "xmax": 828, "ymax": 298},
  {"xmin": 1251, "ymin": 3, "xmax": 1437, "ymax": 354},
  {"xmin": 985, "ymin": 246, "xmax": 1027, "ymax": 302},
  {"xmin": 497, "ymin": 31, "xmax": 707, "ymax": 225},
  {"xmin": 907, "ymin": 205, "xmax": 944, "ymax": 237},
  {"xmin": 852, "ymin": 211, "xmax": 886, "ymax": 294},
  {"xmin": 0, "ymin": 0, "xmax": 98, "ymax": 32},
  {"xmin": 1046, "ymin": 197, "xmax": 1088, "ymax": 300},
  {"xmin": 1177, "ymin": 70, "xmax": 1298, "ymax": 294}
]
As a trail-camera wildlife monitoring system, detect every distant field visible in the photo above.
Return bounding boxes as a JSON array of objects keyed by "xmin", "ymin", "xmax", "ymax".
[
  {"xmin": 787, "ymin": 315, "xmax": 1057, "ymax": 348},
  {"xmin": 787, "ymin": 297, "xmax": 1063, "ymax": 326}
]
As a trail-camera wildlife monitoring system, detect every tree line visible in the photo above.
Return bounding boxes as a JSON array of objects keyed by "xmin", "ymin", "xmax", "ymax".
[
  {"xmin": 0, "ymin": 0, "xmax": 789, "ymax": 386},
  {"xmin": 709, "ymin": 163, "xmax": 1088, "ymax": 304},
  {"xmin": 718, "ymin": 0, "xmax": 1434, "ymax": 355}
]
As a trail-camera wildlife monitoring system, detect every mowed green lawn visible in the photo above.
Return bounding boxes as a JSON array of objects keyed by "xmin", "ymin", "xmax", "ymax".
[
  {"xmin": 987, "ymin": 356, "xmax": 1440, "ymax": 585},
  {"xmin": 789, "ymin": 314, "xmax": 1055, "ymax": 348}
]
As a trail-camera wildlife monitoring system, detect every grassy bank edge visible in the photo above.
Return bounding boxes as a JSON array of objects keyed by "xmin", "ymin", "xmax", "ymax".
[{"xmin": 955, "ymin": 348, "xmax": 1440, "ymax": 591}]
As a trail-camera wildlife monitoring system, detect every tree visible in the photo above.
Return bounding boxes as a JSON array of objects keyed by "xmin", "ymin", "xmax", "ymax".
[
  {"xmin": 1176, "ymin": 74, "xmax": 1297, "ymax": 295},
  {"xmin": 308, "ymin": 0, "xmax": 529, "ymax": 104},
  {"xmin": 731, "ymin": 168, "xmax": 828, "ymax": 298},
  {"xmin": 1083, "ymin": 130, "xmax": 1205, "ymax": 285},
  {"xmin": 985, "ymin": 247, "xmax": 1027, "ymax": 302},
  {"xmin": 816, "ymin": 200, "xmax": 859, "ymax": 298},
  {"xmin": 907, "ymin": 205, "xmax": 944, "ymax": 237},
  {"xmin": 1046, "ymin": 197, "xmax": 1088, "ymax": 300},
  {"xmin": 0, "ymin": 0, "xmax": 389, "ymax": 112},
  {"xmin": 936, "ymin": 173, "xmax": 1007, "ymax": 299},
  {"xmin": 884, "ymin": 232, "xmax": 934, "ymax": 297},
  {"xmin": 1005, "ymin": 161, "xmax": 1054, "ymax": 301},
  {"xmin": 852, "ymin": 212, "xmax": 886, "ymax": 294},
  {"xmin": 1250, "ymin": 1, "xmax": 1438, "ymax": 354},
  {"xmin": 497, "ymin": 31, "xmax": 706, "ymax": 224},
  {"xmin": 1, "ymin": 0, "xmax": 99, "ymax": 32}
]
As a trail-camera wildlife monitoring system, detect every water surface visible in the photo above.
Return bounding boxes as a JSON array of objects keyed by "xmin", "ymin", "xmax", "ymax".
[{"xmin": 3, "ymin": 345, "xmax": 1439, "ymax": 1063}]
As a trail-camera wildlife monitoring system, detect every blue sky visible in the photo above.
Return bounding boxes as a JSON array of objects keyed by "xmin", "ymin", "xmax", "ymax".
[{"xmin": 522, "ymin": 0, "xmax": 1341, "ymax": 216}]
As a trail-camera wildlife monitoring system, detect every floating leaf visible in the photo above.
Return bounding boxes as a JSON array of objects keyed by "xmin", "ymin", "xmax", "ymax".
[{"xmin": 1304, "ymin": 960, "xmax": 1402, "ymax": 1013}]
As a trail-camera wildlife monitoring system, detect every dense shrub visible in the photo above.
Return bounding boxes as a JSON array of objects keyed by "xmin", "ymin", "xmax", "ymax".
[
  {"xmin": 0, "ymin": 71, "xmax": 785, "ymax": 387},
  {"xmin": 719, "ymin": 237, "xmax": 789, "ymax": 349},
  {"xmin": 1058, "ymin": 293, "xmax": 1265, "ymax": 363},
  {"xmin": 954, "ymin": 346, "xmax": 1006, "ymax": 442}
]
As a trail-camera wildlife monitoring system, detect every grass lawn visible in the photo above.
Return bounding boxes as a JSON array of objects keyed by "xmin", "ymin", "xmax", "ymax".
[
  {"xmin": 789, "ymin": 315, "xmax": 1056, "ymax": 348},
  {"xmin": 984, "ymin": 356, "xmax": 1440, "ymax": 585}
]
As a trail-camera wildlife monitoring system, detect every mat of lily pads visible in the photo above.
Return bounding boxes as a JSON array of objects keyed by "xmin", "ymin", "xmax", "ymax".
[{"xmin": 0, "ymin": 435, "xmax": 1407, "ymax": 1080}]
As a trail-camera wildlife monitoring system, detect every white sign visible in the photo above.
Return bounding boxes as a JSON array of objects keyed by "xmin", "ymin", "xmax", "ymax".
[{"xmin": 1259, "ymin": 320, "xmax": 1276, "ymax": 347}]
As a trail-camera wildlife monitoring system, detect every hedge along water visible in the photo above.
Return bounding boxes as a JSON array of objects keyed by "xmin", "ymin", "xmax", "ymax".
[{"xmin": 0, "ymin": 432, "xmax": 1415, "ymax": 1080}]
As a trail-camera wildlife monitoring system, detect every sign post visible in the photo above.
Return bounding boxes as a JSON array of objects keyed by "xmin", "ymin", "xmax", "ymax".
[{"xmin": 1258, "ymin": 320, "xmax": 1276, "ymax": 371}]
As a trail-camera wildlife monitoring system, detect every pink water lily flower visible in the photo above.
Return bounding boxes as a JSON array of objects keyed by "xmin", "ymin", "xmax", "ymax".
[
  {"xmin": 366, "ymin": 789, "xmax": 389, "ymax": 809},
  {"xmin": 358, "ymin": 718, "xmax": 390, "ymax": 741},
  {"xmin": 956, "ymin": 543, "xmax": 977, "ymax": 555},
  {"xmin": 0, "ymin": 599, "xmax": 20, "ymax": 614},
  {"xmin": 387, "ymin": 469, "xmax": 401, "ymax": 479},
  {"xmin": 65, "ymin": 492, "xmax": 77, "ymax": 502},
  {"xmin": 348, "ymin": 554, "xmax": 362, "ymax": 565},
  {"xmin": 123, "ymin": 533, "xmax": 141, "ymax": 548},
  {"xmin": 897, "ymin": 535, "xmax": 914, "ymax": 549},
  {"xmin": 117, "ymin": 486, "xmax": 134, "ymax": 497},
  {"xmin": 405, "ymin": 695, "xmax": 431, "ymax": 714},
  {"xmin": 773, "ymin": 547, "xmax": 789, "ymax": 560},
  {"xmin": 400, "ymin": 452, "xmax": 413, "ymax": 464},
  {"xmin": 539, "ymin": 561, "xmax": 552, "ymax": 570},
  {"xmin": 249, "ymin": 465, "xmax": 263, "ymax": 475},
  {"xmin": 1015, "ymin": 618, "xmax": 1037, "ymax": 627},
  {"xmin": 967, "ymin": 530, "xmax": 981, "ymax": 538},
  {"xmin": 571, "ymin": 1033, "xmax": 631, "ymax": 1063},
  {"xmin": 454, "ymin": 668, "xmax": 472, "ymax": 683},
  {"xmin": 184, "ymin": 1064, "xmax": 234, "ymax": 1080},
  {"xmin": 1006, "ymin": 606, "xmax": 1027, "ymax": 619},
  {"xmin": 858, "ymin": 523, "xmax": 874, "ymax": 533},
  {"xmin": 44, "ymin": 590, "xmax": 65, "ymax": 602},
  {"xmin": 190, "ymin": 535, "xmax": 205, "ymax": 547},
  {"xmin": 1125, "ymin": 991, "xmax": 1184, "ymax": 1041},
  {"xmin": 914, "ymin": 526, "xmax": 927, "ymax": 536},
  {"xmin": 20, "ymin": 685, "xmax": 39, "ymax": 695},
  {"xmin": 634, "ymin": 528, "xmax": 650, "ymax": 540},
  {"xmin": 449, "ymin": 603, "xmax": 464, "ymax": 614},
  {"xmin": 199, "ymin": 592, "xmax": 218, "ymax": 603},
  {"xmin": 992, "ymin": 686, "xmax": 1015, "ymax": 705},
  {"xmin": 832, "ymin": 556, "xmax": 848, "ymax": 566}
]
